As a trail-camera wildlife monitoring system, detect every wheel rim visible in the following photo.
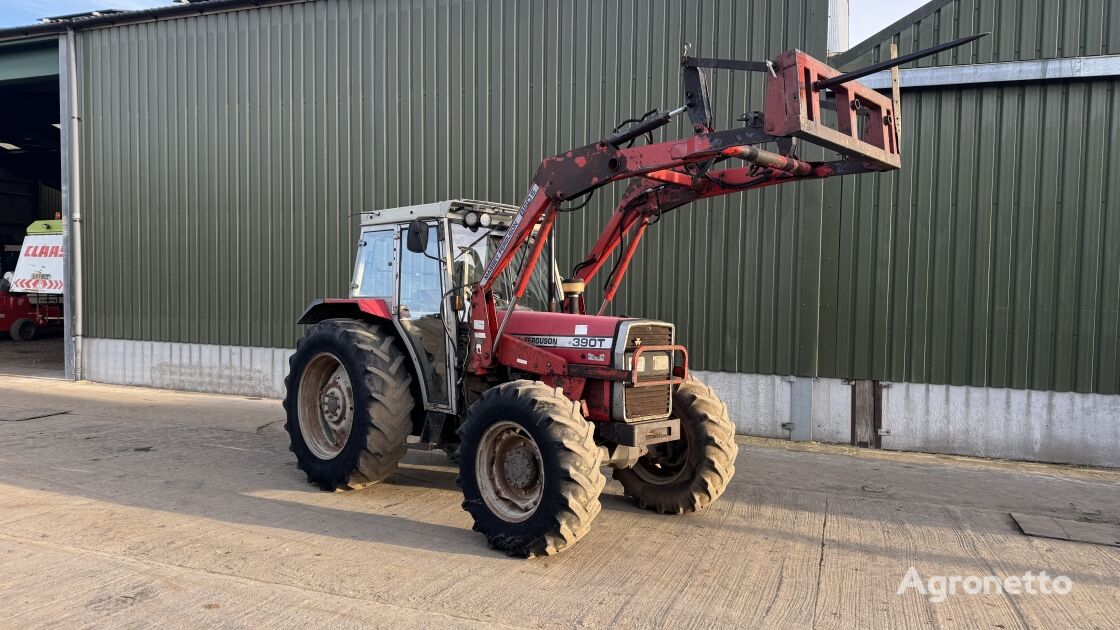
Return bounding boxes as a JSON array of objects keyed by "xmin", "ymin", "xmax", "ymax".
[
  {"xmin": 632, "ymin": 431, "xmax": 691, "ymax": 486},
  {"xmin": 475, "ymin": 421, "xmax": 545, "ymax": 523},
  {"xmin": 297, "ymin": 352, "xmax": 356, "ymax": 460},
  {"xmin": 17, "ymin": 321, "xmax": 35, "ymax": 340}
]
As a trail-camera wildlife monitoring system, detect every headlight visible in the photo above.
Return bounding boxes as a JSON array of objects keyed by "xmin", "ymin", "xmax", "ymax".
[
  {"xmin": 626, "ymin": 352, "xmax": 672, "ymax": 375},
  {"xmin": 464, "ymin": 210, "xmax": 492, "ymax": 228}
]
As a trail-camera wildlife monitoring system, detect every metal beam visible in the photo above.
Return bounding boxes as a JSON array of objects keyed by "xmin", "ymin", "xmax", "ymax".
[
  {"xmin": 858, "ymin": 55, "xmax": 1120, "ymax": 90},
  {"xmin": 0, "ymin": 41, "xmax": 58, "ymax": 82}
]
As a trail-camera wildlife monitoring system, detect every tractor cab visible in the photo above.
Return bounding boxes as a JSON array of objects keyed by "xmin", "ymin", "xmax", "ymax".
[{"xmin": 346, "ymin": 200, "xmax": 563, "ymax": 414}]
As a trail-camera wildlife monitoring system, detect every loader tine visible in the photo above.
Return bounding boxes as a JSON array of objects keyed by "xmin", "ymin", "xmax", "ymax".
[{"xmin": 813, "ymin": 32, "xmax": 989, "ymax": 91}]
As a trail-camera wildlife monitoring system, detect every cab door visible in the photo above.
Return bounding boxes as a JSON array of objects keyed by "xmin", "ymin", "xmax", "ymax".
[{"xmin": 394, "ymin": 221, "xmax": 456, "ymax": 412}]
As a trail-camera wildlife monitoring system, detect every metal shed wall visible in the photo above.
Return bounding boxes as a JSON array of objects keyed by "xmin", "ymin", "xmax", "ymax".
[
  {"xmin": 832, "ymin": 0, "xmax": 1120, "ymax": 69},
  {"xmin": 76, "ymin": 0, "xmax": 829, "ymax": 374},
  {"xmin": 817, "ymin": 80, "xmax": 1120, "ymax": 395},
  {"xmin": 817, "ymin": 0, "xmax": 1120, "ymax": 396}
]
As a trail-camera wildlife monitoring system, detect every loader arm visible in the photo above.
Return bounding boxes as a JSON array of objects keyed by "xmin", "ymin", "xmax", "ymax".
[{"xmin": 465, "ymin": 36, "xmax": 988, "ymax": 376}]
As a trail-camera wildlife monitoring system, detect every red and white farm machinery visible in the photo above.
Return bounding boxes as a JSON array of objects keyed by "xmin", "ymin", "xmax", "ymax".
[
  {"xmin": 1, "ymin": 220, "xmax": 65, "ymax": 341},
  {"xmin": 284, "ymin": 36, "xmax": 985, "ymax": 556}
]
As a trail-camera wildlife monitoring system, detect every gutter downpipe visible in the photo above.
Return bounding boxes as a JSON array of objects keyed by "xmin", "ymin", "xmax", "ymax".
[{"xmin": 60, "ymin": 28, "xmax": 82, "ymax": 380}]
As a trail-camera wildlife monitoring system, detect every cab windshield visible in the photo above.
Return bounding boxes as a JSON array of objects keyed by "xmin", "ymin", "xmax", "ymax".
[{"xmin": 450, "ymin": 221, "xmax": 559, "ymax": 313}]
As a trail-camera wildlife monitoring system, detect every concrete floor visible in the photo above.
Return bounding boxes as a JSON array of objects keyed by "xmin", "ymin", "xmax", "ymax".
[
  {"xmin": 0, "ymin": 335, "xmax": 64, "ymax": 378},
  {"xmin": 0, "ymin": 376, "xmax": 1117, "ymax": 629}
]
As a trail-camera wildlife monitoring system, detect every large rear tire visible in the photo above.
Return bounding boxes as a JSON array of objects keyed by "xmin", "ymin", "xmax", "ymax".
[
  {"xmin": 614, "ymin": 378, "xmax": 737, "ymax": 514},
  {"xmin": 283, "ymin": 319, "xmax": 415, "ymax": 491},
  {"xmin": 456, "ymin": 381, "xmax": 605, "ymax": 557}
]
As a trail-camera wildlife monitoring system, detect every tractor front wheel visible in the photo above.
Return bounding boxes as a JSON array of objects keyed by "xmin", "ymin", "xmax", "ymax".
[
  {"xmin": 283, "ymin": 319, "xmax": 415, "ymax": 491},
  {"xmin": 456, "ymin": 381, "xmax": 605, "ymax": 557},
  {"xmin": 614, "ymin": 378, "xmax": 738, "ymax": 514}
]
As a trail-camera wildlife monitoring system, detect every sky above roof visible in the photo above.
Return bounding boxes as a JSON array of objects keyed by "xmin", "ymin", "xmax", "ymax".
[
  {"xmin": 2, "ymin": 0, "xmax": 930, "ymax": 48},
  {"xmin": 849, "ymin": 0, "xmax": 928, "ymax": 45}
]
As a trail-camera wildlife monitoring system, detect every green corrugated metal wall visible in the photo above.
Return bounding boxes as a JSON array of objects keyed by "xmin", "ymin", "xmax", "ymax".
[
  {"xmin": 77, "ymin": 0, "xmax": 829, "ymax": 375},
  {"xmin": 74, "ymin": 0, "xmax": 1120, "ymax": 395},
  {"xmin": 817, "ymin": 80, "xmax": 1120, "ymax": 395},
  {"xmin": 832, "ymin": 0, "xmax": 1120, "ymax": 70},
  {"xmin": 819, "ymin": 0, "xmax": 1120, "ymax": 395}
]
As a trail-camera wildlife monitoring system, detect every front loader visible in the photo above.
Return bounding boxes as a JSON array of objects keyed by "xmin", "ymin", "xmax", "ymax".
[{"xmin": 283, "ymin": 35, "xmax": 987, "ymax": 557}]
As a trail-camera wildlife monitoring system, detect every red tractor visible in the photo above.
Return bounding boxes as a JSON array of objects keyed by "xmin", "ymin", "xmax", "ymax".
[{"xmin": 284, "ymin": 37, "xmax": 983, "ymax": 556}]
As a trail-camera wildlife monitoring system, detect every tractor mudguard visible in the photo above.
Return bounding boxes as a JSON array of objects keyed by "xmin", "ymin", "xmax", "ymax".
[
  {"xmin": 296, "ymin": 298, "xmax": 435, "ymax": 435},
  {"xmin": 296, "ymin": 298, "xmax": 393, "ymax": 325}
]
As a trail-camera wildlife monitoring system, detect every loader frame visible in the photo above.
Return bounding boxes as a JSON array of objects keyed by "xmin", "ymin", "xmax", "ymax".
[{"xmin": 463, "ymin": 47, "xmax": 920, "ymax": 393}]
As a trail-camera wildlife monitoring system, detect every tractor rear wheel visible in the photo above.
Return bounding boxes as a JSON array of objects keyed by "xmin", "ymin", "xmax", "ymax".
[
  {"xmin": 614, "ymin": 378, "xmax": 737, "ymax": 514},
  {"xmin": 283, "ymin": 319, "xmax": 414, "ymax": 491},
  {"xmin": 456, "ymin": 380, "xmax": 605, "ymax": 557},
  {"xmin": 9, "ymin": 318, "xmax": 38, "ymax": 341}
]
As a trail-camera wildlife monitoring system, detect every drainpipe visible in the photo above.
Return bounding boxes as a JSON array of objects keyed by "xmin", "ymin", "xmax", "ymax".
[{"xmin": 60, "ymin": 28, "xmax": 83, "ymax": 380}]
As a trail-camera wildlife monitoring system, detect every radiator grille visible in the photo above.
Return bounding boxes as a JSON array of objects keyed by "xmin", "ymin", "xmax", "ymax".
[
  {"xmin": 625, "ymin": 324, "xmax": 673, "ymax": 348},
  {"xmin": 624, "ymin": 384, "xmax": 673, "ymax": 421},
  {"xmin": 621, "ymin": 322, "xmax": 674, "ymax": 421}
]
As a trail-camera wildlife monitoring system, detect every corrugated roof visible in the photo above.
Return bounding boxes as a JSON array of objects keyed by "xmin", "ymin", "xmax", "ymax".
[{"xmin": 0, "ymin": 0, "xmax": 308, "ymax": 42}]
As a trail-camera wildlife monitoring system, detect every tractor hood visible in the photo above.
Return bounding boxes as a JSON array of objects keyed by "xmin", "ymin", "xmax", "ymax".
[{"xmin": 497, "ymin": 310, "xmax": 644, "ymax": 367}]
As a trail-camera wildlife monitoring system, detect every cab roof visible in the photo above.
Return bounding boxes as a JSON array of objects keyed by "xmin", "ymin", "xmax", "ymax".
[{"xmin": 359, "ymin": 199, "xmax": 519, "ymax": 228}]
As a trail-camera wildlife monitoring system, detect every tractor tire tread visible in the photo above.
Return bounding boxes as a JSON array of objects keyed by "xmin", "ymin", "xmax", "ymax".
[
  {"xmin": 456, "ymin": 380, "xmax": 605, "ymax": 558},
  {"xmin": 283, "ymin": 318, "xmax": 415, "ymax": 491},
  {"xmin": 614, "ymin": 377, "xmax": 738, "ymax": 514}
]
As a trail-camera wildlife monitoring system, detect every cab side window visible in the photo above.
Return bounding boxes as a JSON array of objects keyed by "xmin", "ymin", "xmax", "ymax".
[
  {"xmin": 351, "ymin": 229, "xmax": 395, "ymax": 297},
  {"xmin": 398, "ymin": 224, "xmax": 443, "ymax": 316}
]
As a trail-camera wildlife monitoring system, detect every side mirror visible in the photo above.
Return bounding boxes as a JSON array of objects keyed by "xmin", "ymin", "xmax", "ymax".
[{"xmin": 405, "ymin": 220, "xmax": 429, "ymax": 253}]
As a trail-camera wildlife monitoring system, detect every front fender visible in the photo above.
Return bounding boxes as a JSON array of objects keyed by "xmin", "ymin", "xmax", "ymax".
[{"xmin": 297, "ymin": 298, "xmax": 393, "ymax": 325}]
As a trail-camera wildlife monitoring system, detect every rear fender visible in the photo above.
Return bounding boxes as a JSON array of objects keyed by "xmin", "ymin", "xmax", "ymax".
[
  {"xmin": 296, "ymin": 298, "xmax": 428, "ymax": 433},
  {"xmin": 297, "ymin": 298, "xmax": 393, "ymax": 325}
]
